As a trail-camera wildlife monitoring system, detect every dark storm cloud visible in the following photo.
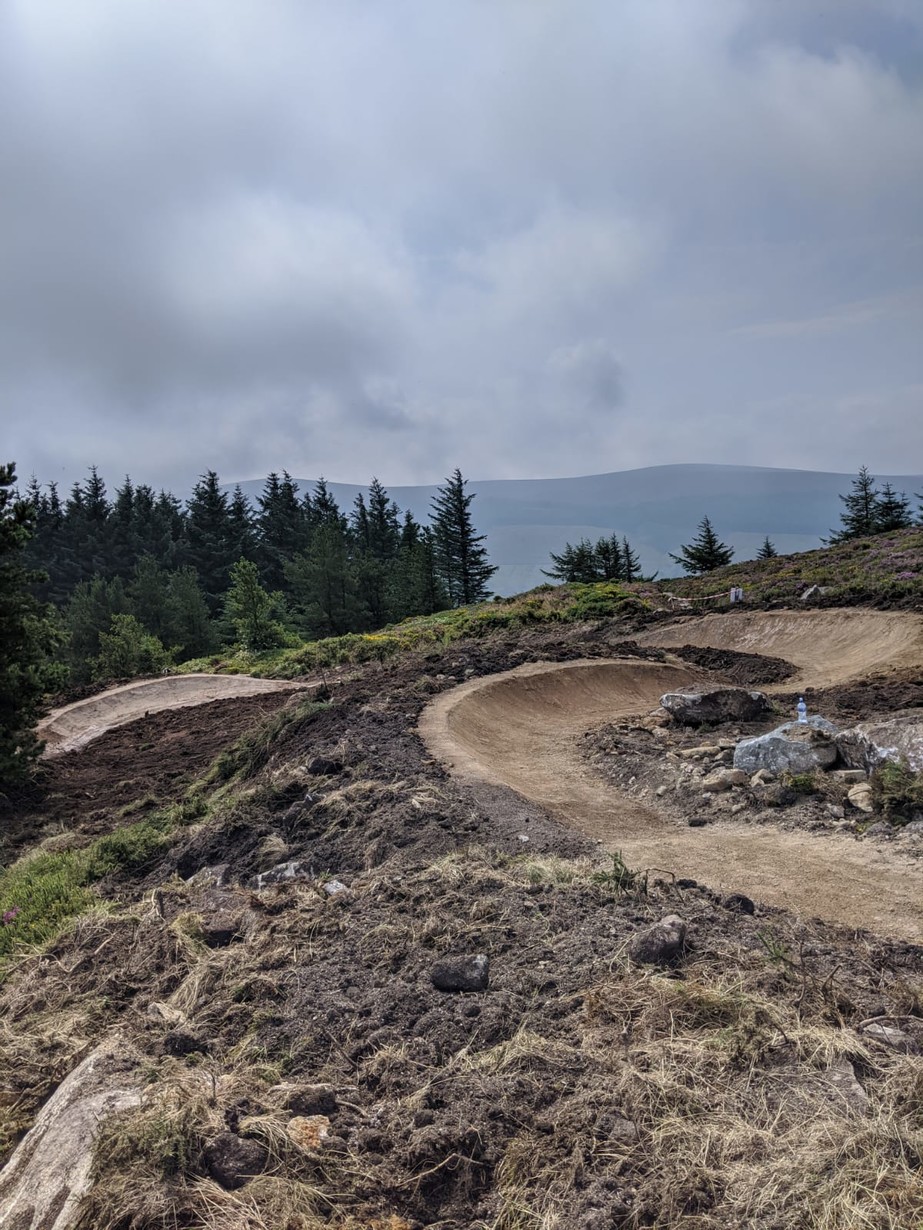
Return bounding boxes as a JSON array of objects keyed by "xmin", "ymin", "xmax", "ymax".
[{"xmin": 3, "ymin": 0, "xmax": 922, "ymax": 491}]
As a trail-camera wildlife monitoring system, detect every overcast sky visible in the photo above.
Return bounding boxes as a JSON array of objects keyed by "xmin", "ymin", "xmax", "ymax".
[{"xmin": 3, "ymin": 0, "xmax": 922, "ymax": 494}]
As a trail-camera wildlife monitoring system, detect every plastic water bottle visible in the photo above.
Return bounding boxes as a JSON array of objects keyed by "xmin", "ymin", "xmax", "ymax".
[{"xmin": 796, "ymin": 697, "xmax": 808, "ymax": 724}]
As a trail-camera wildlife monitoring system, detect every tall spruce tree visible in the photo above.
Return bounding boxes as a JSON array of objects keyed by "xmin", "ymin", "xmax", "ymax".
[
  {"xmin": 430, "ymin": 469, "xmax": 497, "ymax": 605},
  {"xmin": 0, "ymin": 463, "xmax": 64, "ymax": 780},
  {"xmin": 874, "ymin": 483, "xmax": 913, "ymax": 532},
  {"xmin": 184, "ymin": 471, "xmax": 239, "ymax": 611},
  {"xmin": 757, "ymin": 536, "xmax": 778, "ymax": 560},
  {"xmin": 826, "ymin": 466, "xmax": 880, "ymax": 542},
  {"xmin": 669, "ymin": 517, "xmax": 734, "ymax": 575},
  {"xmin": 258, "ymin": 471, "xmax": 308, "ymax": 590}
]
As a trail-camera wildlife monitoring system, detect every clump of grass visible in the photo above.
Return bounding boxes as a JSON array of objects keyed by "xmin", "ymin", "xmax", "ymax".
[
  {"xmin": 0, "ymin": 802, "xmax": 203, "ymax": 970},
  {"xmin": 782, "ymin": 771, "xmax": 821, "ymax": 796},
  {"xmin": 592, "ymin": 849, "xmax": 647, "ymax": 896},
  {"xmin": 202, "ymin": 699, "xmax": 330, "ymax": 785},
  {"xmin": 871, "ymin": 760, "xmax": 923, "ymax": 822}
]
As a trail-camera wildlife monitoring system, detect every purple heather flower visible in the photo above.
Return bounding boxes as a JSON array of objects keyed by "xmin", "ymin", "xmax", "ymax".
[{"xmin": 2, "ymin": 907, "xmax": 21, "ymax": 925}]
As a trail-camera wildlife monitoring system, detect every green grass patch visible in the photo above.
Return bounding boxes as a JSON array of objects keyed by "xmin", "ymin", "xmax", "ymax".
[
  {"xmin": 871, "ymin": 761, "xmax": 923, "ymax": 822},
  {"xmin": 200, "ymin": 698, "xmax": 331, "ymax": 786},
  {"xmin": 178, "ymin": 583, "xmax": 653, "ymax": 680},
  {"xmin": 0, "ymin": 799, "xmax": 206, "ymax": 970}
]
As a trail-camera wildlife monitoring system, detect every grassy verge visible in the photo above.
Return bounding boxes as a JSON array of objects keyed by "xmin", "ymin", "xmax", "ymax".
[
  {"xmin": 652, "ymin": 525, "xmax": 923, "ymax": 605},
  {"xmin": 176, "ymin": 582, "xmax": 650, "ymax": 679},
  {"xmin": 0, "ymin": 798, "xmax": 205, "ymax": 971}
]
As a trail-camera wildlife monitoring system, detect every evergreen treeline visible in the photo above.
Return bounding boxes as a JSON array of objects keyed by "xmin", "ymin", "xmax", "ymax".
[
  {"xmin": 543, "ymin": 534, "xmax": 644, "ymax": 583},
  {"xmin": 21, "ymin": 466, "xmax": 496, "ymax": 681}
]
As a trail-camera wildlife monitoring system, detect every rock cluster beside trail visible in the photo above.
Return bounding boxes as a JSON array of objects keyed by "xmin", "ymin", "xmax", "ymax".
[
  {"xmin": 836, "ymin": 712, "xmax": 923, "ymax": 774},
  {"xmin": 734, "ymin": 717, "xmax": 839, "ymax": 775}
]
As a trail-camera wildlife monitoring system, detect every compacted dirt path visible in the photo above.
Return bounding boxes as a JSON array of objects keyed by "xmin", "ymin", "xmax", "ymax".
[
  {"xmin": 421, "ymin": 611, "xmax": 923, "ymax": 942},
  {"xmin": 39, "ymin": 674, "xmax": 310, "ymax": 756}
]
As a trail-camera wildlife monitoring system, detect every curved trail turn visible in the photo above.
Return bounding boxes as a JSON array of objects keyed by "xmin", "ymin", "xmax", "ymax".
[
  {"xmin": 634, "ymin": 608, "xmax": 923, "ymax": 690},
  {"xmin": 421, "ymin": 611, "xmax": 923, "ymax": 942},
  {"xmin": 39, "ymin": 674, "xmax": 309, "ymax": 757}
]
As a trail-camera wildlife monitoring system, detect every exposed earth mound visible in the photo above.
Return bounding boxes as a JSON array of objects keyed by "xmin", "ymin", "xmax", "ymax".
[{"xmin": 1, "ymin": 610, "xmax": 922, "ymax": 1229}]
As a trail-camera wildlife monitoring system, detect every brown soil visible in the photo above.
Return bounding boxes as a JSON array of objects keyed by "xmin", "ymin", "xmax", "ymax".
[
  {"xmin": 1, "ymin": 691, "xmax": 305, "ymax": 863},
  {"xmin": 668, "ymin": 643, "xmax": 797, "ymax": 685},
  {"xmin": 2, "ymin": 615, "xmax": 923, "ymax": 1229}
]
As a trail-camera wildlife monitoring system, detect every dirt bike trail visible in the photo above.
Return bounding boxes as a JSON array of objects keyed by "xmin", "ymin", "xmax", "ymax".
[
  {"xmin": 39, "ymin": 674, "xmax": 313, "ymax": 757},
  {"xmin": 421, "ymin": 612, "xmax": 923, "ymax": 942}
]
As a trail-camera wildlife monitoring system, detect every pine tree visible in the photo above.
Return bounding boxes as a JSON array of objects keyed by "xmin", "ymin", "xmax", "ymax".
[
  {"xmin": 184, "ymin": 472, "xmax": 239, "ymax": 611},
  {"xmin": 669, "ymin": 517, "xmax": 735, "ymax": 575},
  {"xmin": 228, "ymin": 485, "xmax": 258, "ymax": 560},
  {"xmin": 827, "ymin": 466, "xmax": 880, "ymax": 542},
  {"xmin": 352, "ymin": 479, "xmax": 402, "ymax": 628},
  {"xmin": 621, "ymin": 536, "xmax": 641, "ymax": 582},
  {"xmin": 874, "ymin": 483, "xmax": 913, "ymax": 532},
  {"xmin": 430, "ymin": 469, "xmax": 497, "ymax": 605},
  {"xmin": 757, "ymin": 537, "xmax": 778, "ymax": 560},
  {"xmin": 593, "ymin": 535, "xmax": 624, "ymax": 581},
  {"xmin": 167, "ymin": 567, "xmax": 216, "ymax": 658},
  {"xmin": 0, "ymin": 463, "xmax": 64, "ymax": 781},
  {"xmin": 257, "ymin": 471, "xmax": 308, "ymax": 590},
  {"xmin": 287, "ymin": 522, "xmax": 360, "ymax": 638},
  {"xmin": 223, "ymin": 558, "xmax": 287, "ymax": 651}
]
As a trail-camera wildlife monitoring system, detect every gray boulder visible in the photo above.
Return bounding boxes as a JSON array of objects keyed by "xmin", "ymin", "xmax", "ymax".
[
  {"xmin": 628, "ymin": 914, "xmax": 686, "ymax": 965},
  {"xmin": 836, "ymin": 712, "xmax": 923, "ymax": 774},
  {"xmin": 734, "ymin": 717, "xmax": 838, "ymax": 775},
  {"xmin": 660, "ymin": 687, "xmax": 772, "ymax": 726},
  {"xmin": 431, "ymin": 954, "xmax": 490, "ymax": 992}
]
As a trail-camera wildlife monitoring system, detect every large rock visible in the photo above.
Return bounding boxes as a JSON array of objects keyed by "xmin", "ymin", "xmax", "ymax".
[
  {"xmin": 0, "ymin": 1039, "xmax": 141, "ymax": 1230},
  {"xmin": 734, "ymin": 717, "xmax": 838, "ymax": 775},
  {"xmin": 628, "ymin": 914, "xmax": 686, "ymax": 965},
  {"xmin": 660, "ymin": 687, "xmax": 772, "ymax": 726},
  {"xmin": 836, "ymin": 712, "xmax": 923, "ymax": 774}
]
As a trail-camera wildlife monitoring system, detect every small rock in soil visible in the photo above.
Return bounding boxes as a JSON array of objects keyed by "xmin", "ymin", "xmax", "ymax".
[
  {"xmin": 305, "ymin": 755, "xmax": 344, "ymax": 776},
  {"xmin": 701, "ymin": 769, "xmax": 748, "ymax": 793},
  {"xmin": 688, "ymin": 815, "xmax": 708, "ymax": 827},
  {"xmin": 431, "ymin": 953, "xmax": 490, "ymax": 992},
  {"xmin": 847, "ymin": 784, "xmax": 875, "ymax": 813},
  {"xmin": 203, "ymin": 1132, "xmax": 268, "ymax": 1189},
  {"xmin": 200, "ymin": 910, "xmax": 243, "ymax": 947},
  {"xmin": 861, "ymin": 1023, "xmax": 917, "ymax": 1053},
  {"xmin": 254, "ymin": 860, "xmax": 309, "ymax": 890},
  {"xmin": 164, "ymin": 1028, "xmax": 208, "ymax": 1056},
  {"xmin": 628, "ymin": 914, "xmax": 686, "ymax": 965},
  {"xmin": 323, "ymin": 879, "xmax": 349, "ymax": 897},
  {"xmin": 275, "ymin": 1083, "xmax": 338, "ymax": 1117}
]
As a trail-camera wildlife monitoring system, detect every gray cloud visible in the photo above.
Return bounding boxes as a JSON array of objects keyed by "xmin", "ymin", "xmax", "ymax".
[{"xmin": 2, "ymin": 0, "xmax": 922, "ymax": 492}]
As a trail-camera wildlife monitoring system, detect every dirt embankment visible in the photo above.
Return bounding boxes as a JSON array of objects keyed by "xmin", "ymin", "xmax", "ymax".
[
  {"xmin": 422, "ymin": 610, "xmax": 923, "ymax": 942},
  {"xmin": 38, "ymin": 673, "xmax": 311, "ymax": 757}
]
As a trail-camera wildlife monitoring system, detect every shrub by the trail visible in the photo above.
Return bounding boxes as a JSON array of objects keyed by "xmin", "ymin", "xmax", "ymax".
[{"xmin": 94, "ymin": 613, "xmax": 168, "ymax": 682}]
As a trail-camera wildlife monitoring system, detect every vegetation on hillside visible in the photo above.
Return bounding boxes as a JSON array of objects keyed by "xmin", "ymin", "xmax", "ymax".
[
  {"xmin": 0, "ymin": 463, "xmax": 65, "ymax": 784},
  {"xmin": 21, "ymin": 466, "xmax": 494, "ymax": 686}
]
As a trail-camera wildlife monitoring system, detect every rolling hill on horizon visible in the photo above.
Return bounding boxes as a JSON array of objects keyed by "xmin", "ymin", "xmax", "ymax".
[{"xmin": 230, "ymin": 464, "xmax": 923, "ymax": 596}]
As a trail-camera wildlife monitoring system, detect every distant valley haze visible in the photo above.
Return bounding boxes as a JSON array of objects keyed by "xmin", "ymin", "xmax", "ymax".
[{"xmin": 228, "ymin": 464, "xmax": 923, "ymax": 596}]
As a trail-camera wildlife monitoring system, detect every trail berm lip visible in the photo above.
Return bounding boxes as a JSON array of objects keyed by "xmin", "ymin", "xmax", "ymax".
[
  {"xmin": 38, "ymin": 673, "xmax": 313, "ymax": 757},
  {"xmin": 420, "ymin": 609, "xmax": 923, "ymax": 943}
]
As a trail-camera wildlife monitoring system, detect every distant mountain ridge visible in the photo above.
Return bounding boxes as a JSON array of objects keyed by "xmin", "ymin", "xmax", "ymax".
[{"xmin": 229, "ymin": 464, "xmax": 923, "ymax": 597}]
